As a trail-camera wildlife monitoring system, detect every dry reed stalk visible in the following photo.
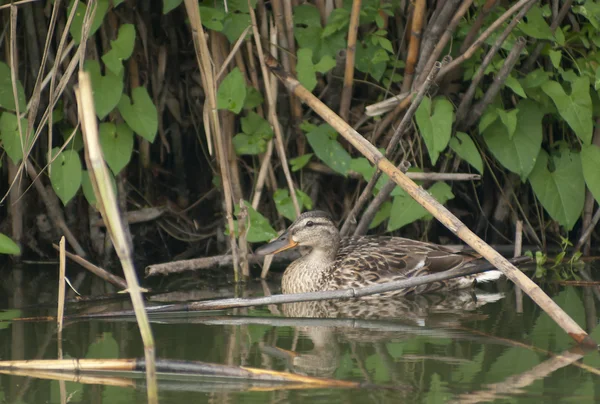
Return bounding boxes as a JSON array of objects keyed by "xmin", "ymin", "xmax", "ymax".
[
  {"xmin": 0, "ymin": 358, "xmax": 362, "ymax": 387},
  {"xmin": 52, "ymin": 244, "xmax": 128, "ymax": 289},
  {"xmin": 401, "ymin": 0, "xmax": 425, "ymax": 92},
  {"xmin": 248, "ymin": 0, "xmax": 301, "ymax": 216},
  {"xmin": 238, "ymin": 200, "xmax": 250, "ymax": 277},
  {"xmin": 75, "ymin": 72, "xmax": 158, "ymax": 403},
  {"xmin": 412, "ymin": 0, "xmax": 461, "ymax": 85},
  {"xmin": 184, "ymin": 0, "xmax": 240, "ymax": 279},
  {"xmin": 465, "ymin": 37, "xmax": 526, "ymax": 128},
  {"xmin": 365, "ymin": 91, "xmax": 410, "ymax": 117},
  {"xmin": 413, "ymin": 0, "xmax": 473, "ymax": 89},
  {"xmin": 339, "ymin": 0, "xmax": 362, "ymax": 122},
  {"xmin": 455, "ymin": 2, "xmax": 536, "ymax": 125},
  {"xmin": 263, "ymin": 55, "xmax": 596, "ymax": 348},
  {"xmin": 437, "ymin": 0, "xmax": 537, "ymax": 82},
  {"xmin": 57, "ymin": 236, "xmax": 66, "ymax": 335},
  {"xmin": 514, "ymin": 220, "xmax": 524, "ymax": 313},
  {"xmin": 215, "ymin": 26, "xmax": 252, "ymax": 81}
]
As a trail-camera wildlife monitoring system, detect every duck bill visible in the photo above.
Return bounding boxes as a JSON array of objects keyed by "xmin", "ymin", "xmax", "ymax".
[{"xmin": 256, "ymin": 233, "xmax": 298, "ymax": 255}]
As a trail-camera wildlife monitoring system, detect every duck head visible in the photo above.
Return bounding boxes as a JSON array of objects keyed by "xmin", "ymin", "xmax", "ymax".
[{"xmin": 255, "ymin": 210, "xmax": 341, "ymax": 257}]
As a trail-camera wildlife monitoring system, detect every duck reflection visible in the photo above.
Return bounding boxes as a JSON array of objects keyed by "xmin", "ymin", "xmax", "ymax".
[{"xmin": 271, "ymin": 289, "xmax": 503, "ymax": 378}]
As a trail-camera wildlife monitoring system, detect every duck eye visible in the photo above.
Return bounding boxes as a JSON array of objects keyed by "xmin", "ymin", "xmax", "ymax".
[{"xmin": 306, "ymin": 221, "xmax": 314, "ymax": 227}]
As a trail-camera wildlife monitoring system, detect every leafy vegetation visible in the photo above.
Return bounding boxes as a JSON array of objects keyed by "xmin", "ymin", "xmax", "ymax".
[{"xmin": 0, "ymin": 0, "xmax": 598, "ymax": 268}]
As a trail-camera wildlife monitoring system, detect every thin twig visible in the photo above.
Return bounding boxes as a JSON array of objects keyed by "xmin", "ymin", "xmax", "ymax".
[
  {"xmin": 455, "ymin": 2, "xmax": 537, "ymax": 125},
  {"xmin": 464, "ymin": 36, "xmax": 527, "ymax": 129},
  {"xmin": 339, "ymin": 0, "xmax": 362, "ymax": 122}
]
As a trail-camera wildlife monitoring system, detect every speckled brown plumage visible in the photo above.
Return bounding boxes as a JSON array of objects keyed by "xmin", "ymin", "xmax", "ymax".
[{"xmin": 256, "ymin": 210, "xmax": 502, "ymax": 297}]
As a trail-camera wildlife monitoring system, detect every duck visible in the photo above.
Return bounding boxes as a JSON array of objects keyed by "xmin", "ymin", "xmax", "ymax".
[{"xmin": 255, "ymin": 210, "xmax": 502, "ymax": 296}]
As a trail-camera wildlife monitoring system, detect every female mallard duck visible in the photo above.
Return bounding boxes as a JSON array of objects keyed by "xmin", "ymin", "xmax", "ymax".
[{"xmin": 256, "ymin": 210, "xmax": 502, "ymax": 296}]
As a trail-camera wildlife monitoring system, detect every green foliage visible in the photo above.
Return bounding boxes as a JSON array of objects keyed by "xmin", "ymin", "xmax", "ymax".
[
  {"xmin": 529, "ymin": 148, "xmax": 585, "ymax": 230},
  {"xmin": 101, "ymin": 24, "xmax": 136, "ymax": 75},
  {"xmin": 117, "ymin": 87, "xmax": 158, "ymax": 142},
  {"xmin": 387, "ymin": 182, "xmax": 454, "ymax": 231},
  {"xmin": 163, "ymin": 0, "xmax": 183, "ymax": 14},
  {"xmin": 243, "ymin": 87, "xmax": 264, "ymax": 110},
  {"xmin": 581, "ymin": 144, "xmax": 600, "ymax": 203},
  {"xmin": 68, "ymin": 0, "xmax": 110, "ymax": 44},
  {"xmin": 232, "ymin": 202, "xmax": 278, "ymax": 243},
  {"xmin": 0, "ymin": 112, "xmax": 30, "ymax": 164},
  {"xmin": 415, "ymin": 97, "xmax": 454, "ymax": 165},
  {"xmin": 541, "ymin": 77, "xmax": 593, "ymax": 144},
  {"xmin": 217, "ymin": 68, "xmax": 246, "ymax": 114},
  {"xmin": 273, "ymin": 189, "xmax": 313, "ymax": 221},
  {"xmin": 99, "ymin": 122, "xmax": 134, "ymax": 175},
  {"xmin": 296, "ymin": 48, "xmax": 336, "ymax": 92},
  {"xmin": 290, "ymin": 154, "xmax": 313, "ymax": 171},
  {"xmin": 85, "ymin": 60, "xmax": 123, "ymax": 120},
  {"xmin": 0, "ymin": 62, "xmax": 26, "ymax": 112},
  {"xmin": 449, "ymin": 132, "xmax": 483, "ymax": 174},
  {"xmin": 294, "ymin": 4, "xmax": 347, "ymax": 63},
  {"xmin": 82, "ymin": 170, "xmax": 117, "ymax": 208},
  {"xmin": 0, "ymin": 233, "xmax": 21, "ymax": 255},
  {"xmin": 303, "ymin": 122, "xmax": 352, "ymax": 175},
  {"xmin": 233, "ymin": 112, "xmax": 273, "ymax": 155},
  {"xmin": 49, "ymin": 148, "xmax": 82, "ymax": 206},
  {"xmin": 482, "ymin": 100, "xmax": 544, "ymax": 181}
]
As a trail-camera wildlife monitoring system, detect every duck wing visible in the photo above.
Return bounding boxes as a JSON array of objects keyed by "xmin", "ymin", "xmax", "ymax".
[{"xmin": 332, "ymin": 236, "xmax": 479, "ymax": 284}]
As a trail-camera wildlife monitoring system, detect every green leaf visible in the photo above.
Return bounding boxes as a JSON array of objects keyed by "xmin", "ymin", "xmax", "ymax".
[
  {"xmin": 449, "ymin": 132, "xmax": 483, "ymax": 174},
  {"xmin": 0, "ymin": 233, "xmax": 21, "ymax": 255},
  {"xmin": 199, "ymin": 6, "xmax": 225, "ymax": 31},
  {"xmin": 322, "ymin": 8, "xmax": 350, "ymax": 36},
  {"xmin": 520, "ymin": 68, "xmax": 551, "ymax": 90},
  {"xmin": 217, "ymin": 68, "xmax": 246, "ymax": 114},
  {"xmin": 117, "ymin": 87, "xmax": 158, "ymax": 142},
  {"xmin": 581, "ymin": 144, "xmax": 600, "ymax": 204},
  {"xmin": 84, "ymin": 60, "xmax": 123, "ymax": 119},
  {"xmin": 425, "ymin": 373, "xmax": 451, "ymax": 404},
  {"xmin": 350, "ymin": 157, "xmax": 376, "ymax": 181},
  {"xmin": 529, "ymin": 148, "xmax": 585, "ymax": 230},
  {"xmin": 296, "ymin": 48, "xmax": 335, "ymax": 92},
  {"xmin": 233, "ymin": 112, "xmax": 273, "ymax": 155},
  {"xmin": 497, "ymin": 108, "xmax": 518, "ymax": 139},
  {"xmin": 478, "ymin": 107, "xmax": 498, "ymax": 133},
  {"xmin": 542, "ymin": 77, "xmax": 593, "ymax": 144},
  {"xmin": 483, "ymin": 100, "xmax": 544, "ymax": 180},
  {"xmin": 61, "ymin": 126, "xmax": 84, "ymax": 152},
  {"xmin": 274, "ymin": 189, "xmax": 311, "ymax": 221},
  {"xmin": 243, "ymin": 86, "xmax": 263, "ymax": 109},
  {"xmin": 388, "ymin": 182, "xmax": 454, "ymax": 231},
  {"xmin": 99, "ymin": 122, "xmax": 133, "ymax": 174},
  {"xmin": 290, "ymin": 154, "xmax": 313, "ymax": 171},
  {"xmin": 163, "ymin": 0, "xmax": 183, "ymax": 14},
  {"xmin": 238, "ymin": 202, "xmax": 277, "ymax": 243},
  {"xmin": 101, "ymin": 24, "xmax": 136, "ymax": 75},
  {"xmin": 595, "ymin": 66, "xmax": 600, "ymax": 90},
  {"xmin": 68, "ymin": 0, "xmax": 110, "ymax": 44},
  {"xmin": 293, "ymin": 4, "xmax": 322, "ymax": 28},
  {"xmin": 355, "ymin": 41, "xmax": 388, "ymax": 82},
  {"xmin": 222, "ymin": 12, "xmax": 251, "ymax": 43},
  {"xmin": 548, "ymin": 49, "xmax": 562, "ymax": 69},
  {"xmin": 520, "ymin": 5, "xmax": 553, "ymax": 40},
  {"xmin": 369, "ymin": 200, "xmax": 392, "ymax": 229},
  {"xmin": 0, "ymin": 62, "xmax": 26, "ymax": 112},
  {"xmin": 82, "ymin": 170, "xmax": 117, "ymax": 208},
  {"xmin": 305, "ymin": 124, "xmax": 352, "ymax": 175},
  {"xmin": 49, "ymin": 148, "xmax": 82, "ymax": 205},
  {"xmin": 415, "ymin": 96, "xmax": 454, "ymax": 165},
  {"xmin": 0, "ymin": 112, "xmax": 30, "ymax": 164},
  {"xmin": 505, "ymin": 75, "xmax": 527, "ymax": 98}
]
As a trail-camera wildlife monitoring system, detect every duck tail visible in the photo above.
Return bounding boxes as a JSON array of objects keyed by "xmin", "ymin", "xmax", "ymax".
[{"xmin": 473, "ymin": 270, "xmax": 504, "ymax": 283}]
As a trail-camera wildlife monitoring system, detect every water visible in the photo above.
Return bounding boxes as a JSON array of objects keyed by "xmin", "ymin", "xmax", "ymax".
[{"xmin": 0, "ymin": 263, "xmax": 599, "ymax": 403}]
